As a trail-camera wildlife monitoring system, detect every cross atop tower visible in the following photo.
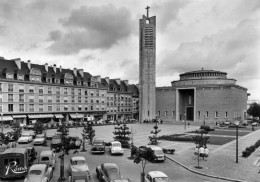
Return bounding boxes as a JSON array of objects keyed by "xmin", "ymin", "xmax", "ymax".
[{"xmin": 145, "ymin": 6, "xmax": 150, "ymax": 18}]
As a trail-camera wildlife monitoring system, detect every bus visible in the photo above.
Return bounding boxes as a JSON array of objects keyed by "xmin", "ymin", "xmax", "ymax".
[{"xmin": 0, "ymin": 148, "xmax": 29, "ymax": 179}]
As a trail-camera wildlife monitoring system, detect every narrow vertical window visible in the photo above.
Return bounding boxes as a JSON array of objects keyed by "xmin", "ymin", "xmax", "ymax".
[
  {"xmin": 172, "ymin": 111, "xmax": 175, "ymax": 117},
  {"xmin": 165, "ymin": 111, "xmax": 167, "ymax": 116},
  {"xmin": 206, "ymin": 111, "xmax": 209, "ymax": 118},
  {"xmin": 198, "ymin": 111, "xmax": 200, "ymax": 117},
  {"xmin": 215, "ymin": 111, "xmax": 218, "ymax": 118},
  {"xmin": 225, "ymin": 112, "xmax": 228, "ymax": 118}
]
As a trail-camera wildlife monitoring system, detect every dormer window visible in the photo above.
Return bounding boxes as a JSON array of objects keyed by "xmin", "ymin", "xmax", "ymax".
[
  {"xmin": 77, "ymin": 81, "xmax": 81, "ymax": 85},
  {"xmin": 6, "ymin": 73, "xmax": 14, "ymax": 80},
  {"xmin": 18, "ymin": 74, "xmax": 24, "ymax": 81}
]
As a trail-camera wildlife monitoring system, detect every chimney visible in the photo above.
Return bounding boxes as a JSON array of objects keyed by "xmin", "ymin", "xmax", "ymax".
[
  {"xmin": 105, "ymin": 77, "xmax": 109, "ymax": 83},
  {"xmin": 78, "ymin": 69, "xmax": 84, "ymax": 77},
  {"xmin": 45, "ymin": 63, "xmax": 48, "ymax": 72},
  {"xmin": 59, "ymin": 65, "xmax": 62, "ymax": 72},
  {"xmin": 123, "ymin": 80, "xmax": 129, "ymax": 86},
  {"xmin": 53, "ymin": 64, "xmax": 56, "ymax": 73},
  {"xmin": 27, "ymin": 60, "xmax": 31, "ymax": 69},
  {"xmin": 14, "ymin": 58, "xmax": 21, "ymax": 69},
  {"xmin": 73, "ymin": 68, "xmax": 77, "ymax": 76}
]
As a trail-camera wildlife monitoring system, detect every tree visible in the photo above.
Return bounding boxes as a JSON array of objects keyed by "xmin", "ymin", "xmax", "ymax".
[
  {"xmin": 0, "ymin": 132, "xmax": 10, "ymax": 145},
  {"xmin": 33, "ymin": 121, "xmax": 45, "ymax": 135},
  {"xmin": 11, "ymin": 120, "xmax": 22, "ymax": 141},
  {"xmin": 113, "ymin": 123, "xmax": 131, "ymax": 148},
  {"xmin": 247, "ymin": 102, "xmax": 260, "ymax": 118},
  {"xmin": 148, "ymin": 122, "xmax": 161, "ymax": 145},
  {"xmin": 192, "ymin": 129, "xmax": 209, "ymax": 168},
  {"xmin": 51, "ymin": 122, "xmax": 78, "ymax": 181},
  {"xmin": 81, "ymin": 122, "xmax": 95, "ymax": 151}
]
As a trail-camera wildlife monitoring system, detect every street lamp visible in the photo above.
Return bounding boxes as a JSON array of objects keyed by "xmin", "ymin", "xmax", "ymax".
[{"xmin": 234, "ymin": 120, "xmax": 240, "ymax": 163}]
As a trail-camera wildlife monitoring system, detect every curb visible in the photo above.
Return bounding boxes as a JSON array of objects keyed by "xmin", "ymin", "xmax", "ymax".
[{"xmin": 166, "ymin": 155, "xmax": 248, "ymax": 182}]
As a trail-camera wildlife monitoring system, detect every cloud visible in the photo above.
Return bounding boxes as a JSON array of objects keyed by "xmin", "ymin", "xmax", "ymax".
[
  {"xmin": 152, "ymin": 0, "xmax": 191, "ymax": 32},
  {"xmin": 119, "ymin": 59, "xmax": 139, "ymax": 81},
  {"xmin": 157, "ymin": 18, "xmax": 260, "ymax": 82},
  {"xmin": 47, "ymin": 5, "xmax": 134, "ymax": 55}
]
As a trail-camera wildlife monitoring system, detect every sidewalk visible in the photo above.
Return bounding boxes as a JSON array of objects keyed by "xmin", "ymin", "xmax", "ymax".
[{"xmin": 158, "ymin": 128, "xmax": 260, "ymax": 182}]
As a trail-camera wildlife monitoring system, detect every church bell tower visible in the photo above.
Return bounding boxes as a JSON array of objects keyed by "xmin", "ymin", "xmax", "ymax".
[{"xmin": 139, "ymin": 6, "xmax": 156, "ymax": 122}]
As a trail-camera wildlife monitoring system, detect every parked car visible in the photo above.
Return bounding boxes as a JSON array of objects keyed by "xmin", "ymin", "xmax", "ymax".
[
  {"xmin": 252, "ymin": 122, "xmax": 259, "ymax": 127},
  {"xmin": 0, "ymin": 144, "xmax": 7, "ymax": 154},
  {"xmin": 145, "ymin": 171, "xmax": 169, "ymax": 182},
  {"xmin": 68, "ymin": 173, "xmax": 89, "ymax": 182},
  {"xmin": 91, "ymin": 139, "xmax": 105, "ymax": 154},
  {"xmin": 25, "ymin": 124, "xmax": 35, "ymax": 130},
  {"xmin": 69, "ymin": 156, "xmax": 90, "ymax": 178},
  {"xmin": 51, "ymin": 134, "xmax": 61, "ymax": 148},
  {"xmin": 20, "ymin": 123, "xmax": 26, "ymax": 128},
  {"xmin": 33, "ymin": 133, "xmax": 46, "ymax": 145},
  {"xmin": 139, "ymin": 146, "xmax": 166, "ymax": 162},
  {"xmin": 24, "ymin": 164, "xmax": 53, "ymax": 182},
  {"xmin": 110, "ymin": 141, "xmax": 124, "ymax": 155},
  {"xmin": 96, "ymin": 163, "xmax": 129, "ymax": 182},
  {"xmin": 18, "ymin": 133, "xmax": 33, "ymax": 144},
  {"xmin": 38, "ymin": 150, "xmax": 56, "ymax": 169}
]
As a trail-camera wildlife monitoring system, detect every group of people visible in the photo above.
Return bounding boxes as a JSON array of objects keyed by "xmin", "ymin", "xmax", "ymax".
[{"xmin": 194, "ymin": 145, "xmax": 209, "ymax": 160}]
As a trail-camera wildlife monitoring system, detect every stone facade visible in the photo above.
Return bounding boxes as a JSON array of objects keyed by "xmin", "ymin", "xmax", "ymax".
[{"xmin": 156, "ymin": 70, "xmax": 248, "ymax": 124}]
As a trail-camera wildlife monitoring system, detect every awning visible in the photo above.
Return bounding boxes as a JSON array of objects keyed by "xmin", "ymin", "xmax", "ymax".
[
  {"xmin": 70, "ymin": 114, "xmax": 84, "ymax": 119},
  {"xmin": 54, "ymin": 114, "xmax": 64, "ymax": 119},
  {"xmin": 12, "ymin": 115, "xmax": 27, "ymax": 118},
  {"xmin": 0, "ymin": 116, "xmax": 13, "ymax": 121},
  {"xmin": 28, "ymin": 114, "xmax": 54, "ymax": 119}
]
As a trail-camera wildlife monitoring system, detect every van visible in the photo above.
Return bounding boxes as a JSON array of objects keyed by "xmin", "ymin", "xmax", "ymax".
[
  {"xmin": 38, "ymin": 150, "xmax": 56, "ymax": 169},
  {"xmin": 140, "ymin": 146, "xmax": 165, "ymax": 162},
  {"xmin": 0, "ymin": 148, "xmax": 29, "ymax": 179}
]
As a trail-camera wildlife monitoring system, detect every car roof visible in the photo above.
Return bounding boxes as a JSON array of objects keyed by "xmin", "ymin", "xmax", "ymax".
[
  {"xmin": 1, "ymin": 147, "xmax": 27, "ymax": 154},
  {"xmin": 103, "ymin": 163, "xmax": 119, "ymax": 169},
  {"xmin": 148, "ymin": 171, "xmax": 168, "ymax": 178},
  {"xmin": 147, "ymin": 146, "xmax": 163, "ymax": 150},
  {"xmin": 71, "ymin": 156, "xmax": 85, "ymax": 161},
  {"xmin": 40, "ymin": 150, "xmax": 53, "ymax": 156},
  {"xmin": 111, "ymin": 141, "xmax": 121, "ymax": 144},
  {"xmin": 30, "ymin": 164, "xmax": 47, "ymax": 171}
]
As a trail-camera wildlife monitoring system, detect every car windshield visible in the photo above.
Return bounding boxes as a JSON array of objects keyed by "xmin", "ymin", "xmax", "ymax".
[
  {"xmin": 108, "ymin": 167, "xmax": 119, "ymax": 174},
  {"xmin": 93, "ymin": 142, "xmax": 103, "ymax": 146},
  {"xmin": 41, "ymin": 157, "xmax": 50, "ymax": 161},
  {"xmin": 112, "ymin": 143, "xmax": 121, "ymax": 147},
  {"xmin": 72, "ymin": 160, "xmax": 85, "ymax": 165},
  {"xmin": 154, "ymin": 150, "xmax": 164, "ymax": 155},
  {"xmin": 154, "ymin": 177, "xmax": 168, "ymax": 182},
  {"xmin": 29, "ymin": 170, "xmax": 42, "ymax": 175},
  {"xmin": 36, "ymin": 135, "xmax": 44, "ymax": 138}
]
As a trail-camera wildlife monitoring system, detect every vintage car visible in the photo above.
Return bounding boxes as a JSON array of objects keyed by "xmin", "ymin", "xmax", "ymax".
[
  {"xmin": 69, "ymin": 156, "xmax": 90, "ymax": 178},
  {"xmin": 145, "ymin": 171, "xmax": 169, "ymax": 182},
  {"xmin": 139, "ymin": 146, "xmax": 165, "ymax": 162},
  {"xmin": 110, "ymin": 141, "xmax": 124, "ymax": 155},
  {"xmin": 24, "ymin": 164, "xmax": 53, "ymax": 182},
  {"xmin": 91, "ymin": 139, "xmax": 105, "ymax": 154},
  {"xmin": 33, "ymin": 133, "xmax": 46, "ymax": 145},
  {"xmin": 38, "ymin": 150, "xmax": 56, "ymax": 169},
  {"xmin": 51, "ymin": 134, "xmax": 61, "ymax": 148},
  {"xmin": 68, "ymin": 172, "xmax": 89, "ymax": 182},
  {"xmin": 18, "ymin": 133, "xmax": 33, "ymax": 144}
]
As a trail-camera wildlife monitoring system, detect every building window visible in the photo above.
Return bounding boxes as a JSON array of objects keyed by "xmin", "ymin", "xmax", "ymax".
[
  {"xmin": 64, "ymin": 88, "xmax": 68, "ymax": 95},
  {"xmin": 56, "ymin": 105, "xmax": 60, "ymax": 111},
  {"xmin": 78, "ymin": 97, "xmax": 81, "ymax": 103},
  {"xmin": 29, "ymin": 104, "xmax": 34, "ymax": 112},
  {"xmin": 48, "ymin": 96, "xmax": 52, "ymax": 103},
  {"xmin": 71, "ymin": 88, "xmax": 74, "ymax": 95},
  {"xmin": 56, "ymin": 87, "xmax": 60, "ymax": 94},
  {"xmin": 29, "ymin": 95, "xmax": 34, "ymax": 102},
  {"xmin": 188, "ymin": 96, "xmax": 192, "ymax": 105},
  {"xmin": 19, "ymin": 84, "xmax": 24, "ymax": 92},
  {"xmin": 39, "ymin": 87, "xmax": 43, "ymax": 94},
  {"xmin": 85, "ymin": 90, "xmax": 88, "ymax": 95},
  {"xmin": 78, "ymin": 106, "xmax": 82, "ymax": 111},
  {"xmin": 8, "ymin": 84, "xmax": 13, "ymax": 92},
  {"xmin": 19, "ymin": 104, "xmax": 24, "ymax": 112},
  {"xmin": 8, "ymin": 104, "xmax": 13, "ymax": 112},
  {"xmin": 96, "ymin": 100, "xmax": 99, "ymax": 104},
  {"xmin": 64, "ymin": 106, "xmax": 68, "ymax": 111},
  {"xmin": 148, "ymin": 110, "xmax": 149, "ymax": 116},
  {"xmin": 8, "ymin": 94, "xmax": 13, "ymax": 102},
  {"xmin": 78, "ymin": 89, "xmax": 81, "ymax": 95},
  {"xmin": 56, "ymin": 96, "xmax": 60, "ymax": 103},
  {"xmin": 85, "ymin": 107, "xmax": 88, "ymax": 111},
  {"xmin": 165, "ymin": 111, "xmax": 167, "ymax": 116},
  {"xmin": 72, "ymin": 96, "xmax": 75, "ymax": 103},
  {"xmin": 48, "ymin": 105, "xmax": 52, "ymax": 111},
  {"xmin": 0, "ymin": 83, "xmax": 2, "ymax": 92},
  {"xmin": 64, "ymin": 97, "xmax": 68, "ymax": 103},
  {"xmin": 215, "ymin": 112, "xmax": 218, "ymax": 118},
  {"xmin": 206, "ymin": 111, "xmax": 209, "ymax": 118},
  {"xmin": 198, "ymin": 111, "xmax": 200, "ymax": 118},
  {"xmin": 158, "ymin": 111, "xmax": 160, "ymax": 117},
  {"xmin": 39, "ymin": 104, "xmax": 44, "ymax": 112},
  {"xmin": 39, "ymin": 95, "xmax": 44, "ymax": 103},
  {"xmin": 29, "ymin": 86, "xmax": 34, "ymax": 93},
  {"xmin": 225, "ymin": 112, "xmax": 228, "ymax": 118},
  {"xmin": 91, "ymin": 106, "xmax": 93, "ymax": 110},
  {"xmin": 172, "ymin": 111, "xmax": 175, "ymax": 117},
  {"xmin": 48, "ymin": 87, "xmax": 52, "ymax": 94}
]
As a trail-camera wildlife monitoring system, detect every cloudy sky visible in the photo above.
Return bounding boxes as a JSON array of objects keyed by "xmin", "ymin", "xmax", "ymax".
[{"xmin": 0, "ymin": 0, "xmax": 259, "ymax": 100}]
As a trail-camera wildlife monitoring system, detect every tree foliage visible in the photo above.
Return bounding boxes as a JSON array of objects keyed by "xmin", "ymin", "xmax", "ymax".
[
  {"xmin": 247, "ymin": 102, "xmax": 260, "ymax": 118},
  {"xmin": 148, "ymin": 122, "xmax": 161, "ymax": 145},
  {"xmin": 33, "ymin": 121, "xmax": 45, "ymax": 135},
  {"xmin": 193, "ymin": 129, "xmax": 209, "ymax": 147},
  {"xmin": 0, "ymin": 132, "xmax": 10, "ymax": 145},
  {"xmin": 11, "ymin": 120, "xmax": 22, "ymax": 141},
  {"xmin": 113, "ymin": 123, "xmax": 131, "ymax": 148},
  {"xmin": 82, "ymin": 122, "xmax": 95, "ymax": 144}
]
